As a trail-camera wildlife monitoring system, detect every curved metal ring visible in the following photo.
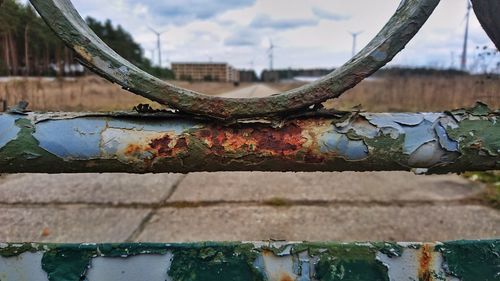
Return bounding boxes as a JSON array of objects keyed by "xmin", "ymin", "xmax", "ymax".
[
  {"xmin": 472, "ymin": 0, "xmax": 500, "ymax": 50},
  {"xmin": 30, "ymin": 0, "xmax": 439, "ymax": 119}
]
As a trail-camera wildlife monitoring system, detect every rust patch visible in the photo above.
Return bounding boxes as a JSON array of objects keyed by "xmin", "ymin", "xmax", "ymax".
[
  {"xmin": 418, "ymin": 244, "xmax": 434, "ymax": 281},
  {"xmin": 196, "ymin": 123, "xmax": 306, "ymax": 157},
  {"xmin": 124, "ymin": 144, "xmax": 144, "ymax": 156},
  {"xmin": 41, "ymin": 227, "xmax": 50, "ymax": 237},
  {"xmin": 149, "ymin": 134, "xmax": 189, "ymax": 157},
  {"xmin": 255, "ymin": 125, "xmax": 303, "ymax": 156},
  {"xmin": 73, "ymin": 45, "xmax": 94, "ymax": 63},
  {"xmin": 279, "ymin": 273, "xmax": 293, "ymax": 281},
  {"xmin": 262, "ymin": 249, "xmax": 274, "ymax": 256}
]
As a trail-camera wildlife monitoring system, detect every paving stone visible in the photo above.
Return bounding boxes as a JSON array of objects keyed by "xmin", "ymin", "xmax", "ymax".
[
  {"xmin": 0, "ymin": 174, "xmax": 183, "ymax": 205},
  {"xmin": 169, "ymin": 172, "xmax": 482, "ymax": 203},
  {"xmin": 137, "ymin": 205, "xmax": 499, "ymax": 242},
  {"xmin": 0, "ymin": 206, "xmax": 149, "ymax": 243}
]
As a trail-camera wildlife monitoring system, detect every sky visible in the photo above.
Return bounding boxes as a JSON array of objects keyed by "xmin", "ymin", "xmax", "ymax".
[{"xmin": 54, "ymin": 0, "xmax": 498, "ymax": 72}]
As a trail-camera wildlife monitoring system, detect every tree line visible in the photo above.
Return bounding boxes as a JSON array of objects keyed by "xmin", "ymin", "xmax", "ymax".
[{"xmin": 0, "ymin": 0, "xmax": 174, "ymax": 78}]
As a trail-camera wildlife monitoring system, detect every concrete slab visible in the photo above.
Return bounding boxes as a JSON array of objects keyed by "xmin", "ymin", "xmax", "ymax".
[
  {"xmin": 170, "ymin": 172, "xmax": 482, "ymax": 203},
  {"xmin": 0, "ymin": 174, "xmax": 182, "ymax": 205},
  {"xmin": 0, "ymin": 206, "xmax": 149, "ymax": 243},
  {"xmin": 137, "ymin": 205, "xmax": 499, "ymax": 242}
]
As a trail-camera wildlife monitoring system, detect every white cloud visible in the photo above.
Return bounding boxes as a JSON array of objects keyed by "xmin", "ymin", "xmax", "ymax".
[
  {"xmin": 250, "ymin": 14, "xmax": 318, "ymax": 29},
  {"xmin": 312, "ymin": 7, "xmax": 350, "ymax": 21}
]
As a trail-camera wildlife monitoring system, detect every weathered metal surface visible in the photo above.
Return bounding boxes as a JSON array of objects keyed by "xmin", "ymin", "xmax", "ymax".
[
  {"xmin": 0, "ymin": 241, "xmax": 498, "ymax": 281},
  {"xmin": 0, "ymin": 105, "xmax": 498, "ymax": 174},
  {"xmin": 29, "ymin": 0, "xmax": 439, "ymax": 119},
  {"xmin": 472, "ymin": 0, "xmax": 500, "ymax": 50}
]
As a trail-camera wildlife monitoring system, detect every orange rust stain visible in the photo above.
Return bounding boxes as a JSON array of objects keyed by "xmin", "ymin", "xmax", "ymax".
[
  {"xmin": 262, "ymin": 249, "xmax": 273, "ymax": 256},
  {"xmin": 196, "ymin": 123, "xmax": 307, "ymax": 157},
  {"xmin": 149, "ymin": 134, "xmax": 189, "ymax": 157},
  {"xmin": 41, "ymin": 227, "xmax": 50, "ymax": 237},
  {"xmin": 124, "ymin": 144, "xmax": 144, "ymax": 155},
  {"xmin": 418, "ymin": 244, "xmax": 434, "ymax": 281},
  {"xmin": 222, "ymin": 131, "xmax": 258, "ymax": 152},
  {"xmin": 279, "ymin": 273, "xmax": 293, "ymax": 281},
  {"xmin": 73, "ymin": 45, "xmax": 94, "ymax": 63},
  {"xmin": 198, "ymin": 129, "xmax": 214, "ymax": 147}
]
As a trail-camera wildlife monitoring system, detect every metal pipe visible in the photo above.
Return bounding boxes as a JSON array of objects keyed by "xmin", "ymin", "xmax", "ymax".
[
  {"xmin": 0, "ymin": 240, "xmax": 499, "ymax": 280},
  {"xmin": 0, "ymin": 107, "xmax": 498, "ymax": 174}
]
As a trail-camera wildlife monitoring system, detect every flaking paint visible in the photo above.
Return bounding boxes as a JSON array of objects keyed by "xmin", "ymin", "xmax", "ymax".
[
  {"xmin": 0, "ymin": 115, "xmax": 21, "ymax": 150},
  {"xmin": 0, "ymin": 109, "xmax": 498, "ymax": 173},
  {"xmin": 1, "ymin": 241, "xmax": 498, "ymax": 281}
]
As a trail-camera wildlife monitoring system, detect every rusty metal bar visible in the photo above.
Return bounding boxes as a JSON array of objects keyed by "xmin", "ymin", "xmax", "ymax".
[
  {"xmin": 0, "ymin": 105, "xmax": 498, "ymax": 174},
  {"xmin": 0, "ymin": 240, "xmax": 498, "ymax": 281},
  {"xmin": 29, "ymin": 0, "xmax": 439, "ymax": 119}
]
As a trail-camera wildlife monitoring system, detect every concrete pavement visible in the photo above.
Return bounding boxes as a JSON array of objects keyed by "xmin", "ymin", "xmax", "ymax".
[{"xmin": 0, "ymin": 172, "xmax": 498, "ymax": 243}]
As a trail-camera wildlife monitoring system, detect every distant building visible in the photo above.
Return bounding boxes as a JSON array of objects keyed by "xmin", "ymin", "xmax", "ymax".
[
  {"xmin": 238, "ymin": 70, "xmax": 258, "ymax": 82},
  {"xmin": 171, "ymin": 62, "xmax": 240, "ymax": 82},
  {"xmin": 260, "ymin": 70, "xmax": 280, "ymax": 83}
]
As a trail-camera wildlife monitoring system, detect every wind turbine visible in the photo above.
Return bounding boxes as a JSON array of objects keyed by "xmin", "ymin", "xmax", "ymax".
[
  {"xmin": 268, "ymin": 39, "xmax": 275, "ymax": 71},
  {"xmin": 350, "ymin": 31, "xmax": 363, "ymax": 57},
  {"xmin": 460, "ymin": 0, "xmax": 472, "ymax": 71},
  {"xmin": 148, "ymin": 26, "xmax": 167, "ymax": 68}
]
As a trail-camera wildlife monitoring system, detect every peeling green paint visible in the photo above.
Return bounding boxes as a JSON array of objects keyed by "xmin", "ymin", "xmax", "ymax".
[
  {"xmin": 169, "ymin": 244, "xmax": 264, "ymax": 281},
  {"xmin": 448, "ymin": 119, "xmax": 500, "ymax": 157},
  {"xmin": 0, "ymin": 243, "xmax": 43, "ymax": 258},
  {"xmin": 41, "ymin": 246, "xmax": 96, "ymax": 281},
  {"xmin": 1, "ymin": 241, "xmax": 499, "ymax": 281},
  {"xmin": 310, "ymin": 244, "xmax": 391, "ymax": 281},
  {"xmin": 437, "ymin": 240, "xmax": 500, "ymax": 281},
  {"xmin": 467, "ymin": 101, "xmax": 492, "ymax": 117}
]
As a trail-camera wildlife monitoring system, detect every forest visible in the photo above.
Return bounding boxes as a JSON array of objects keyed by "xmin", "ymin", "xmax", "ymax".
[{"xmin": 0, "ymin": 0, "xmax": 174, "ymax": 78}]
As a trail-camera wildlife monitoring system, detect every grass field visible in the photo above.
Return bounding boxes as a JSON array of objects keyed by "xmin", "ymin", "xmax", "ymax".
[
  {"xmin": 328, "ymin": 74, "xmax": 500, "ymax": 112},
  {"xmin": 0, "ymin": 74, "xmax": 498, "ymax": 112}
]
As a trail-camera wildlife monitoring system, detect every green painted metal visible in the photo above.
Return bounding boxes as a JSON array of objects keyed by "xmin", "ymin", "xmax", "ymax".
[
  {"xmin": 0, "ymin": 104, "xmax": 498, "ymax": 174},
  {"xmin": 472, "ymin": 0, "xmax": 500, "ymax": 50},
  {"xmin": 29, "ymin": 0, "xmax": 439, "ymax": 119},
  {"xmin": 0, "ymin": 241, "xmax": 499, "ymax": 281}
]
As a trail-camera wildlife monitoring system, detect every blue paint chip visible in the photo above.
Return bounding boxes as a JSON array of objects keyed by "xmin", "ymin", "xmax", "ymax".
[
  {"xmin": 435, "ymin": 123, "xmax": 459, "ymax": 152},
  {"xmin": 402, "ymin": 120, "xmax": 436, "ymax": 155},
  {"xmin": 0, "ymin": 115, "xmax": 21, "ymax": 149},
  {"xmin": 371, "ymin": 50, "xmax": 387, "ymax": 62},
  {"xmin": 118, "ymin": 66, "xmax": 129, "ymax": 74},
  {"xmin": 320, "ymin": 131, "xmax": 368, "ymax": 161},
  {"xmin": 34, "ymin": 118, "xmax": 106, "ymax": 159},
  {"xmin": 364, "ymin": 114, "xmax": 404, "ymax": 134},
  {"xmin": 392, "ymin": 113, "xmax": 424, "ymax": 126}
]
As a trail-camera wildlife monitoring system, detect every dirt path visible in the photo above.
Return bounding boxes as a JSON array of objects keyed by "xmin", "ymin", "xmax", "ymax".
[{"xmin": 218, "ymin": 84, "xmax": 279, "ymax": 98}]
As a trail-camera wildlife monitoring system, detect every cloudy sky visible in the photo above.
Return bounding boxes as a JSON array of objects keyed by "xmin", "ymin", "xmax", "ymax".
[{"xmin": 66, "ymin": 0, "xmax": 494, "ymax": 72}]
